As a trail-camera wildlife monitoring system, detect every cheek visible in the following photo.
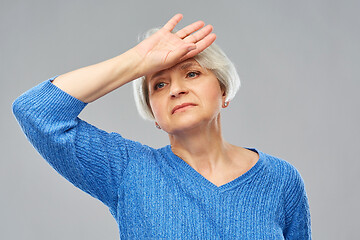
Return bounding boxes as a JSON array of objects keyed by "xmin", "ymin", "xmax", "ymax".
[
  {"xmin": 149, "ymin": 98, "xmax": 166, "ymax": 121},
  {"xmin": 202, "ymin": 83, "xmax": 223, "ymax": 106}
]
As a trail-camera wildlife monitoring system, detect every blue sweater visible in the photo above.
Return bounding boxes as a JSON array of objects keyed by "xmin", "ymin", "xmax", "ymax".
[{"xmin": 13, "ymin": 78, "xmax": 311, "ymax": 239}]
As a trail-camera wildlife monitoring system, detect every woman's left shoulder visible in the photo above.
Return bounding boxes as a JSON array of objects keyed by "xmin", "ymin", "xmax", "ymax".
[{"xmin": 257, "ymin": 149, "xmax": 305, "ymax": 183}]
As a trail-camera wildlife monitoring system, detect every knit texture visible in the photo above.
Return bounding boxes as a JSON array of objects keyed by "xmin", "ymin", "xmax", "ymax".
[{"xmin": 13, "ymin": 78, "xmax": 311, "ymax": 239}]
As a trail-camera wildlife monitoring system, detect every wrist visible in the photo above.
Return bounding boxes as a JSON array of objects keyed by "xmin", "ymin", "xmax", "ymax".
[{"xmin": 126, "ymin": 47, "xmax": 148, "ymax": 79}]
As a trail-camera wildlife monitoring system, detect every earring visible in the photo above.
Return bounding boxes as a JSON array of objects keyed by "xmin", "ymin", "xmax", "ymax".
[
  {"xmin": 155, "ymin": 122, "xmax": 161, "ymax": 129},
  {"xmin": 223, "ymin": 102, "xmax": 229, "ymax": 108}
]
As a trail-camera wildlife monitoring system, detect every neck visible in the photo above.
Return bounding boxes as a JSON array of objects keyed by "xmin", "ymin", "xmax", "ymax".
[{"xmin": 168, "ymin": 116, "xmax": 231, "ymax": 172}]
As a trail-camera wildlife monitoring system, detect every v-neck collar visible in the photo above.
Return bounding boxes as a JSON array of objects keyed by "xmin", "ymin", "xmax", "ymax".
[{"xmin": 163, "ymin": 145, "xmax": 266, "ymax": 192}]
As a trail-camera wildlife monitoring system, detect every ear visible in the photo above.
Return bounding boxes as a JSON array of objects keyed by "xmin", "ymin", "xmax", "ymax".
[
  {"xmin": 222, "ymin": 90, "xmax": 227, "ymax": 104},
  {"xmin": 219, "ymin": 81, "xmax": 227, "ymax": 107},
  {"xmin": 222, "ymin": 101, "xmax": 229, "ymax": 108}
]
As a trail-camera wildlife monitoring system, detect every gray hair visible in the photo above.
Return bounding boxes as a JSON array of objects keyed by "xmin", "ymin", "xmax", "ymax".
[{"xmin": 132, "ymin": 28, "xmax": 241, "ymax": 121}]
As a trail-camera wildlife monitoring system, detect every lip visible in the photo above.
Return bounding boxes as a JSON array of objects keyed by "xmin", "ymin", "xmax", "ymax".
[{"xmin": 172, "ymin": 103, "xmax": 197, "ymax": 114}]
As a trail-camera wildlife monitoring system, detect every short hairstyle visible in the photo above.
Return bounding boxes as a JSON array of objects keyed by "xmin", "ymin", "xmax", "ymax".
[{"xmin": 133, "ymin": 28, "xmax": 241, "ymax": 121}]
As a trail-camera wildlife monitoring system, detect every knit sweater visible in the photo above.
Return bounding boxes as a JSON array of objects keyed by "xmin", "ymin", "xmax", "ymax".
[{"xmin": 12, "ymin": 77, "xmax": 311, "ymax": 239}]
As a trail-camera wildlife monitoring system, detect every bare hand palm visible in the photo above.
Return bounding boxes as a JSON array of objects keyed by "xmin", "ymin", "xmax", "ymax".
[{"xmin": 134, "ymin": 14, "xmax": 216, "ymax": 76}]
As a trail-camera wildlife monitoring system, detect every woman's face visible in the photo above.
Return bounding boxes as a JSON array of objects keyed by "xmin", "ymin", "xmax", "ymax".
[{"xmin": 147, "ymin": 58, "xmax": 226, "ymax": 135}]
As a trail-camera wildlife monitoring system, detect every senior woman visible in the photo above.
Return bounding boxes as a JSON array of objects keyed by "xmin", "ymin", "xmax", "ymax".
[{"xmin": 13, "ymin": 14, "xmax": 311, "ymax": 239}]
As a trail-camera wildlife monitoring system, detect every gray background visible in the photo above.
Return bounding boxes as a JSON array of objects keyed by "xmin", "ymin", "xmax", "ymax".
[{"xmin": 1, "ymin": 0, "xmax": 359, "ymax": 239}]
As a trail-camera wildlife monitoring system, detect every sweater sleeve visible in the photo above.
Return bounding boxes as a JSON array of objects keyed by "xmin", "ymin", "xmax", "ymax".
[
  {"xmin": 283, "ymin": 164, "xmax": 312, "ymax": 240},
  {"xmin": 12, "ymin": 77, "xmax": 133, "ymax": 211}
]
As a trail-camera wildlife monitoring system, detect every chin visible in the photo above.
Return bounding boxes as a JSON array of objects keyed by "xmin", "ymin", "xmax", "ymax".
[{"xmin": 165, "ymin": 114, "xmax": 216, "ymax": 135}]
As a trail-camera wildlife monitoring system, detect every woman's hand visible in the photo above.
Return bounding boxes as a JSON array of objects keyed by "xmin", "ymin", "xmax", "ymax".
[
  {"xmin": 52, "ymin": 13, "xmax": 215, "ymax": 103},
  {"xmin": 133, "ymin": 13, "xmax": 216, "ymax": 76}
]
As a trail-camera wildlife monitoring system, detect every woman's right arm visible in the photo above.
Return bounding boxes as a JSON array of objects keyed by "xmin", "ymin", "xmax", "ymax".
[
  {"xmin": 52, "ymin": 14, "xmax": 216, "ymax": 103},
  {"xmin": 12, "ymin": 13, "xmax": 215, "ymax": 210}
]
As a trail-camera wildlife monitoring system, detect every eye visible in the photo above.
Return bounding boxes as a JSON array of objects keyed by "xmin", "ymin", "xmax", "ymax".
[
  {"xmin": 154, "ymin": 82, "xmax": 166, "ymax": 90},
  {"xmin": 186, "ymin": 71, "xmax": 200, "ymax": 78}
]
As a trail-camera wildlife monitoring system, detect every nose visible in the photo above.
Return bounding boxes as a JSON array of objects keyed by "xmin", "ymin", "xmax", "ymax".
[{"xmin": 169, "ymin": 79, "xmax": 188, "ymax": 98}]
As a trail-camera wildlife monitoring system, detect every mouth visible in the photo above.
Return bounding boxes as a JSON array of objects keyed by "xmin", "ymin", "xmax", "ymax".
[{"xmin": 172, "ymin": 103, "xmax": 197, "ymax": 114}]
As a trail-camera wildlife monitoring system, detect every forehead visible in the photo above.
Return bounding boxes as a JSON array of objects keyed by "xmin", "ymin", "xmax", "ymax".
[{"xmin": 147, "ymin": 58, "xmax": 203, "ymax": 81}]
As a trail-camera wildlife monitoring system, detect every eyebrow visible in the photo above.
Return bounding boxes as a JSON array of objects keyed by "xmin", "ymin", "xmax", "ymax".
[
  {"xmin": 149, "ymin": 70, "xmax": 166, "ymax": 81},
  {"xmin": 148, "ymin": 61, "xmax": 200, "ymax": 81},
  {"xmin": 179, "ymin": 61, "xmax": 199, "ymax": 70}
]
